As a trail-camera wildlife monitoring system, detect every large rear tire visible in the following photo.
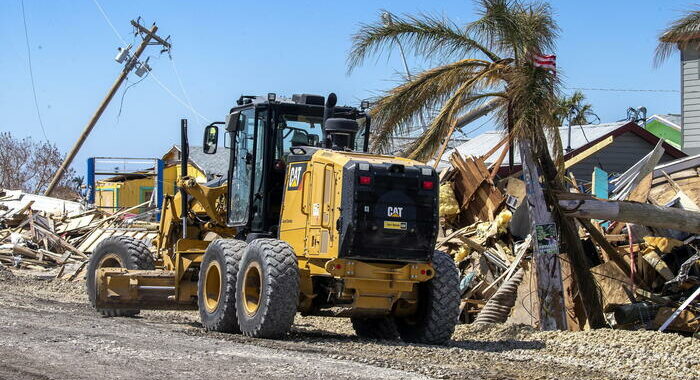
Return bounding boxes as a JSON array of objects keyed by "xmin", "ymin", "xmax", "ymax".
[
  {"xmin": 236, "ymin": 239, "xmax": 299, "ymax": 338},
  {"xmin": 198, "ymin": 239, "xmax": 247, "ymax": 333},
  {"xmin": 395, "ymin": 250, "xmax": 460, "ymax": 345},
  {"xmin": 86, "ymin": 236, "xmax": 155, "ymax": 317},
  {"xmin": 351, "ymin": 317, "xmax": 399, "ymax": 340}
]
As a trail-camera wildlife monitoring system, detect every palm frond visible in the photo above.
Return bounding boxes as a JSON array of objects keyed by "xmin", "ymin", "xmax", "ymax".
[
  {"xmin": 468, "ymin": 0, "xmax": 518, "ymax": 56},
  {"xmin": 347, "ymin": 10, "xmax": 500, "ymax": 73},
  {"xmin": 406, "ymin": 91, "xmax": 506, "ymax": 161},
  {"xmin": 368, "ymin": 59, "xmax": 497, "ymax": 153},
  {"xmin": 555, "ymin": 90, "xmax": 596, "ymax": 126},
  {"xmin": 506, "ymin": 63, "xmax": 560, "ymax": 142},
  {"xmin": 655, "ymin": 9, "xmax": 700, "ymax": 66},
  {"xmin": 515, "ymin": 2, "xmax": 558, "ymax": 56},
  {"xmin": 404, "ymin": 63, "xmax": 511, "ymax": 160},
  {"xmin": 469, "ymin": 0, "xmax": 558, "ymax": 63}
]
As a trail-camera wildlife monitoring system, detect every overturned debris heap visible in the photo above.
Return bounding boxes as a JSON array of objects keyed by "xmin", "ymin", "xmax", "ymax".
[
  {"xmin": 0, "ymin": 189, "xmax": 157, "ymax": 280},
  {"xmin": 439, "ymin": 140, "xmax": 700, "ymax": 336}
]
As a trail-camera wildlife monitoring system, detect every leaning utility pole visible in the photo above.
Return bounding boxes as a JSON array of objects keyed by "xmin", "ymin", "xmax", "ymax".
[
  {"xmin": 519, "ymin": 139, "xmax": 568, "ymax": 330},
  {"xmin": 45, "ymin": 19, "xmax": 171, "ymax": 196}
]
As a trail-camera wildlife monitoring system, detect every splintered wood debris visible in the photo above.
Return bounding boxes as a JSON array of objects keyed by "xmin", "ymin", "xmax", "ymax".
[
  {"xmin": 0, "ymin": 189, "xmax": 157, "ymax": 280},
  {"xmin": 439, "ymin": 142, "xmax": 700, "ymax": 336}
]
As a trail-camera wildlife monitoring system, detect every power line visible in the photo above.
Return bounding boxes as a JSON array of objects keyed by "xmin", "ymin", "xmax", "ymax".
[
  {"xmin": 459, "ymin": 114, "xmax": 495, "ymax": 136},
  {"xmin": 20, "ymin": 0, "xmax": 48, "ymax": 141},
  {"xmin": 116, "ymin": 72, "xmax": 149, "ymax": 121},
  {"xmin": 46, "ymin": 19, "xmax": 173, "ymax": 195},
  {"xmin": 149, "ymin": 71, "xmax": 211, "ymax": 123},
  {"xmin": 92, "ymin": 0, "xmax": 126, "ymax": 45},
  {"xmin": 566, "ymin": 87, "xmax": 679, "ymax": 93},
  {"xmin": 170, "ymin": 56, "xmax": 205, "ymax": 125}
]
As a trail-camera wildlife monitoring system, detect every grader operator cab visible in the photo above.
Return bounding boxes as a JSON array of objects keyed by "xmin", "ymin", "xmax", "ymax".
[{"xmin": 87, "ymin": 92, "xmax": 460, "ymax": 344}]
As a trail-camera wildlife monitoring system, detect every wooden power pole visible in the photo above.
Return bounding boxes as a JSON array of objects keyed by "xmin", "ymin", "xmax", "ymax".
[
  {"xmin": 45, "ymin": 19, "xmax": 171, "ymax": 196},
  {"xmin": 519, "ymin": 139, "xmax": 568, "ymax": 330}
]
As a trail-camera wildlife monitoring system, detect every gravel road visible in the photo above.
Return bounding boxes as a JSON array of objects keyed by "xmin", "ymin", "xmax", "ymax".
[{"xmin": 0, "ymin": 268, "xmax": 698, "ymax": 380}]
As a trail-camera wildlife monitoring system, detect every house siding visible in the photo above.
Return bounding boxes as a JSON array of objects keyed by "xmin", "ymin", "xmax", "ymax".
[
  {"xmin": 682, "ymin": 46, "xmax": 700, "ymax": 155},
  {"xmin": 94, "ymin": 164, "xmax": 206, "ymax": 212},
  {"xmin": 570, "ymin": 132, "xmax": 676, "ymax": 181}
]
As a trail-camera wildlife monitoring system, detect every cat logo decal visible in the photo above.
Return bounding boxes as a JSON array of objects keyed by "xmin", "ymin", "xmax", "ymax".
[
  {"xmin": 387, "ymin": 206, "xmax": 403, "ymax": 218},
  {"xmin": 287, "ymin": 163, "xmax": 307, "ymax": 190}
]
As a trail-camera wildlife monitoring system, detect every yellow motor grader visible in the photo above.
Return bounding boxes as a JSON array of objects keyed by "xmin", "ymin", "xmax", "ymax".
[{"xmin": 86, "ymin": 92, "xmax": 459, "ymax": 344}]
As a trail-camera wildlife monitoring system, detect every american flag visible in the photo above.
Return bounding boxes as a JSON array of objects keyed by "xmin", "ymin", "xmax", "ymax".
[{"xmin": 533, "ymin": 54, "xmax": 556, "ymax": 73}]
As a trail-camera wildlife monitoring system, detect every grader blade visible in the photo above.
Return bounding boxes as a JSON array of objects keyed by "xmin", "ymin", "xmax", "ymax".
[{"xmin": 95, "ymin": 268, "xmax": 197, "ymax": 310}]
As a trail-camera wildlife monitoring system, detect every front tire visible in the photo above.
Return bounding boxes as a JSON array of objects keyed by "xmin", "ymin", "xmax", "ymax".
[
  {"xmin": 86, "ymin": 236, "xmax": 155, "ymax": 317},
  {"xmin": 395, "ymin": 250, "xmax": 460, "ymax": 345},
  {"xmin": 198, "ymin": 239, "xmax": 247, "ymax": 333},
  {"xmin": 236, "ymin": 239, "xmax": 299, "ymax": 338}
]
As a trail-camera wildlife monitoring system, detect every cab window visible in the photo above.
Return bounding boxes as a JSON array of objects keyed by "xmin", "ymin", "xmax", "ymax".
[
  {"xmin": 275, "ymin": 114, "xmax": 323, "ymax": 159},
  {"xmin": 228, "ymin": 108, "xmax": 255, "ymax": 225}
]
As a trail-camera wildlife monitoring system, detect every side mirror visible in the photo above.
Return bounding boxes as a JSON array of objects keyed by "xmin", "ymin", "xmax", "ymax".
[
  {"xmin": 203, "ymin": 125, "xmax": 219, "ymax": 154},
  {"xmin": 226, "ymin": 111, "xmax": 242, "ymax": 132}
]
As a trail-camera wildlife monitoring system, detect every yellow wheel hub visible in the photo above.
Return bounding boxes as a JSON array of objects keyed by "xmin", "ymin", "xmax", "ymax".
[
  {"xmin": 98, "ymin": 253, "xmax": 123, "ymax": 269},
  {"xmin": 204, "ymin": 261, "xmax": 222, "ymax": 313},
  {"xmin": 243, "ymin": 263, "xmax": 262, "ymax": 316}
]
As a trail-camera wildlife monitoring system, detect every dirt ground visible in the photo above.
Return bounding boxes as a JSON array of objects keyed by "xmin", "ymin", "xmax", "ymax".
[{"xmin": 0, "ymin": 267, "xmax": 698, "ymax": 380}]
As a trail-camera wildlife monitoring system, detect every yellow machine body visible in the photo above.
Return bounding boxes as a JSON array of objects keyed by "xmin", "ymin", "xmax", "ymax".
[
  {"xmin": 95, "ymin": 149, "xmax": 435, "ymax": 318},
  {"xmin": 279, "ymin": 149, "xmax": 434, "ymax": 316}
]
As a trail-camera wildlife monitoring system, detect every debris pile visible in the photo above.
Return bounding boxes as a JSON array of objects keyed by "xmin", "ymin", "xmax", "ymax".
[
  {"xmin": 0, "ymin": 189, "xmax": 157, "ymax": 279},
  {"xmin": 439, "ymin": 139, "xmax": 700, "ymax": 336}
]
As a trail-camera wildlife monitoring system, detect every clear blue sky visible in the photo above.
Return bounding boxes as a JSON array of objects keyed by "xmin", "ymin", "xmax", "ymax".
[{"xmin": 0, "ymin": 0, "xmax": 691, "ymax": 174}]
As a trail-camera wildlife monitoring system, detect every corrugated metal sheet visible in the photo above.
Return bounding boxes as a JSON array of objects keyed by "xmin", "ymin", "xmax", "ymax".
[
  {"xmin": 384, "ymin": 125, "xmax": 470, "ymax": 155},
  {"xmin": 434, "ymin": 122, "xmax": 627, "ymax": 170}
]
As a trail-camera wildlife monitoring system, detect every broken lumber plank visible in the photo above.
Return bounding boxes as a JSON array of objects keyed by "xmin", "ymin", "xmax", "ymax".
[
  {"xmin": 458, "ymin": 236, "xmax": 486, "ymax": 253},
  {"xmin": 480, "ymin": 135, "xmax": 509, "ymax": 163},
  {"xmin": 32, "ymin": 224, "xmax": 88, "ymax": 259},
  {"xmin": 578, "ymin": 218, "xmax": 633, "ymax": 279},
  {"xmin": 504, "ymin": 235, "xmax": 531, "ymax": 281},
  {"xmin": 565, "ymin": 136, "xmax": 614, "ymax": 169},
  {"xmin": 660, "ymin": 170, "xmax": 700, "ymax": 211},
  {"xmin": 81, "ymin": 201, "xmax": 149, "ymax": 231},
  {"xmin": 11, "ymin": 244, "xmax": 40, "ymax": 260},
  {"xmin": 66, "ymin": 260, "xmax": 88, "ymax": 281},
  {"xmin": 435, "ymin": 225, "xmax": 475, "ymax": 248},
  {"xmin": 559, "ymin": 197, "xmax": 700, "ymax": 234}
]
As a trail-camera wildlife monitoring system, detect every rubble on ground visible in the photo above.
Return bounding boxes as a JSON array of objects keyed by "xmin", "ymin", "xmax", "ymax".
[
  {"xmin": 0, "ymin": 188, "xmax": 158, "ymax": 280},
  {"xmin": 439, "ymin": 140, "xmax": 700, "ymax": 337}
]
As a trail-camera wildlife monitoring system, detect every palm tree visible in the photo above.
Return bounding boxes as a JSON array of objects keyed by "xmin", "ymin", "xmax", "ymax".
[
  {"xmin": 555, "ymin": 91, "xmax": 598, "ymax": 127},
  {"xmin": 655, "ymin": 8, "xmax": 700, "ymax": 66},
  {"xmin": 348, "ymin": 0, "xmax": 559, "ymax": 162},
  {"xmin": 555, "ymin": 91, "xmax": 598, "ymax": 152},
  {"xmin": 348, "ymin": 0, "xmax": 607, "ymax": 329}
]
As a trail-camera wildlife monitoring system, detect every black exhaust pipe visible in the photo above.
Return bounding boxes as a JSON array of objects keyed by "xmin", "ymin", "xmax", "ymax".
[
  {"xmin": 180, "ymin": 118, "xmax": 189, "ymax": 239},
  {"xmin": 323, "ymin": 93, "xmax": 337, "ymax": 148}
]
